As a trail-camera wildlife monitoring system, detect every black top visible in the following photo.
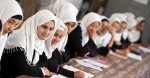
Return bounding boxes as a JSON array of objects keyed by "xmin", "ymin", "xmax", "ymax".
[
  {"xmin": 1, "ymin": 47, "xmax": 47, "ymax": 78},
  {"xmin": 49, "ymin": 48, "xmax": 70, "ymax": 65},
  {"xmin": 120, "ymin": 35, "xmax": 130, "ymax": 48},
  {"xmin": 47, "ymin": 57, "xmax": 74, "ymax": 78},
  {"xmin": 66, "ymin": 25, "xmax": 97, "ymax": 58},
  {"xmin": 47, "ymin": 49, "xmax": 73, "ymax": 77}
]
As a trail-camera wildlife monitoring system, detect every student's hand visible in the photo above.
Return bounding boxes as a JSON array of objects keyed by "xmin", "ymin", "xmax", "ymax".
[
  {"xmin": 128, "ymin": 45, "xmax": 136, "ymax": 50},
  {"xmin": 133, "ymin": 43, "xmax": 139, "ymax": 48},
  {"xmin": 116, "ymin": 49, "xmax": 129, "ymax": 56},
  {"xmin": 88, "ymin": 30, "xmax": 96, "ymax": 40},
  {"xmin": 74, "ymin": 71, "xmax": 85, "ymax": 78},
  {"xmin": 140, "ymin": 43, "xmax": 149, "ymax": 47},
  {"xmin": 41, "ymin": 67, "xmax": 50, "ymax": 76},
  {"xmin": 84, "ymin": 52, "xmax": 90, "ymax": 57},
  {"xmin": 115, "ymin": 41, "xmax": 122, "ymax": 46},
  {"xmin": 107, "ymin": 26, "xmax": 115, "ymax": 34},
  {"xmin": 59, "ymin": 51, "xmax": 63, "ymax": 57}
]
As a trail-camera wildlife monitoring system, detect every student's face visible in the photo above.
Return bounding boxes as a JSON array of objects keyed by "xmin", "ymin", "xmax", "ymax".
[
  {"xmin": 97, "ymin": 21, "xmax": 109, "ymax": 35},
  {"xmin": 51, "ymin": 30, "xmax": 63, "ymax": 46},
  {"xmin": 117, "ymin": 22, "xmax": 127, "ymax": 33},
  {"xmin": 65, "ymin": 22, "xmax": 75, "ymax": 35},
  {"xmin": 109, "ymin": 22, "xmax": 120, "ymax": 32},
  {"xmin": 87, "ymin": 21, "xmax": 100, "ymax": 33},
  {"xmin": 37, "ymin": 21, "xmax": 55, "ymax": 40},
  {"xmin": 136, "ymin": 21, "xmax": 145, "ymax": 31},
  {"xmin": 2, "ymin": 18, "xmax": 21, "ymax": 35}
]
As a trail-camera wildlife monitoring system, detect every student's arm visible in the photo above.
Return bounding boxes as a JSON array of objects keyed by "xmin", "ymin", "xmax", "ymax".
[
  {"xmin": 120, "ymin": 35, "xmax": 129, "ymax": 49},
  {"xmin": 47, "ymin": 59, "xmax": 74, "ymax": 77},
  {"xmin": 53, "ymin": 48, "xmax": 64, "ymax": 64},
  {"xmin": 70, "ymin": 26, "xmax": 97, "ymax": 57},
  {"xmin": 60, "ymin": 48, "xmax": 70, "ymax": 63},
  {"xmin": 10, "ymin": 47, "xmax": 46, "ymax": 77},
  {"xmin": 36, "ymin": 52, "xmax": 48, "ymax": 68},
  {"xmin": 107, "ymin": 32, "xmax": 115, "ymax": 48}
]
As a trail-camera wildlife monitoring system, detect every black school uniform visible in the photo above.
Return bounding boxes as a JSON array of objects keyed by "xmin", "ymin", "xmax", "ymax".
[
  {"xmin": 66, "ymin": 25, "xmax": 97, "ymax": 58},
  {"xmin": 47, "ymin": 58, "xmax": 74, "ymax": 78},
  {"xmin": 49, "ymin": 48, "xmax": 70, "ymax": 65},
  {"xmin": 97, "ymin": 45, "xmax": 111, "ymax": 56},
  {"xmin": 1, "ymin": 47, "xmax": 47, "ymax": 78}
]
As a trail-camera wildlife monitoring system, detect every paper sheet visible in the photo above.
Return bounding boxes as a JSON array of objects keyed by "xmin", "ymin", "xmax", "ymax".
[
  {"xmin": 134, "ymin": 0, "xmax": 148, "ymax": 5},
  {"xmin": 63, "ymin": 65, "xmax": 94, "ymax": 78},
  {"xmin": 127, "ymin": 53, "xmax": 142, "ymax": 61},
  {"xmin": 138, "ymin": 46, "xmax": 150, "ymax": 53},
  {"xmin": 51, "ymin": 74, "xmax": 67, "ymax": 78},
  {"xmin": 81, "ymin": 59, "xmax": 109, "ymax": 68},
  {"xmin": 75, "ymin": 59, "xmax": 103, "ymax": 71},
  {"xmin": 109, "ymin": 51, "xmax": 127, "ymax": 59}
]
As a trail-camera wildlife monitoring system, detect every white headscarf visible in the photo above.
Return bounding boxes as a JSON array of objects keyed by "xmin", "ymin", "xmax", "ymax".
[
  {"xmin": 5, "ymin": 10, "xmax": 57, "ymax": 65},
  {"xmin": 123, "ymin": 18, "xmax": 137, "ymax": 40},
  {"xmin": 94, "ymin": 15, "xmax": 111, "ymax": 48},
  {"xmin": 108, "ymin": 16, "xmax": 121, "ymax": 27},
  {"xmin": 0, "ymin": 0, "xmax": 23, "ymax": 60},
  {"xmin": 124, "ymin": 12, "xmax": 135, "ymax": 20},
  {"xmin": 80, "ymin": 12, "xmax": 101, "ymax": 47},
  {"xmin": 50, "ymin": 1, "xmax": 78, "ymax": 16},
  {"xmin": 136, "ymin": 17, "xmax": 145, "ymax": 25},
  {"xmin": 110, "ymin": 13, "xmax": 127, "ymax": 42},
  {"xmin": 45, "ymin": 17, "xmax": 68, "ymax": 59},
  {"xmin": 123, "ymin": 12, "xmax": 136, "ymax": 40},
  {"xmin": 127, "ymin": 17, "xmax": 144, "ymax": 43},
  {"xmin": 56, "ymin": 10, "xmax": 77, "ymax": 52}
]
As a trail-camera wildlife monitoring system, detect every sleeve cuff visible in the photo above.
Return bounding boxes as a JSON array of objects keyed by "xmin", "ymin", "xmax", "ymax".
[{"xmin": 41, "ymin": 68, "xmax": 45, "ymax": 76}]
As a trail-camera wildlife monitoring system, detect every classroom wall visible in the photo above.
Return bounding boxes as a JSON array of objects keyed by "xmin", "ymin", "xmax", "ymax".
[{"xmin": 103, "ymin": 0, "xmax": 150, "ymax": 43}]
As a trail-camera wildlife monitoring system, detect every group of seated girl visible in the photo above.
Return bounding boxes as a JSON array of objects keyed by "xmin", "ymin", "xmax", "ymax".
[{"xmin": 0, "ymin": 0, "xmax": 148, "ymax": 78}]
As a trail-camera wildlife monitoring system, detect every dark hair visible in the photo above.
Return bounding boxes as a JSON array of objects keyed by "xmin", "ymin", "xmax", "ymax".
[
  {"xmin": 11, "ymin": 15, "xmax": 22, "ymax": 20},
  {"xmin": 140, "ymin": 20, "xmax": 145, "ymax": 24},
  {"xmin": 122, "ymin": 21, "xmax": 127, "ymax": 25},
  {"xmin": 102, "ymin": 19, "xmax": 109, "ymax": 23},
  {"xmin": 0, "ymin": 19, "xmax": 2, "ymax": 32}
]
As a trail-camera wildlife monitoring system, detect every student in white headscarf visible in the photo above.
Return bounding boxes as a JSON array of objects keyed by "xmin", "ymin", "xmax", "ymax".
[
  {"xmin": 126, "ymin": 16, "xmax": 148, "ymax": 47},
  {"xmin": 66, "ymin": 12, "xmax": 101, "ymax": 58},
  {"xmin": 50, "ymin": 1, "xmax": 78, "ymax": 16},
  {"xmin": 96, "ymin": 15, "xmax": 127, "ymax": 56},
  {"xmin": 98, "ymin": 15, "xmax": 128, "ymax": 56},
  {"xmin": 1, "ymin": 10, "xmax": 57, "ymax": 77},
  {"xmin": 49, "ymin": 10, "xmax": 77, "ymax": 64},
  {"xmin": 48, "ymin": 1, "xmax": 78, "ymax": 64},
  {"xmin": 0, "ymin": 0, "xmax": 23, "ymax": 60},
  {"xmin": 109, "ymin": 13, "xmax": 129, "ymax": 56},
  {"xmin": 95, "ymin": 15, "xmax": 112, "ymax": 56},
  {"xmin": 121, "ymin": 17, "xmax": 137, "ymax": 50},
  {"xmin": 122, "ymin": 12, "xmax": 136, "ymax": 40},
  {"xmin": 45, "ymin": 17, "xmax": 85, "ymax": 78}
]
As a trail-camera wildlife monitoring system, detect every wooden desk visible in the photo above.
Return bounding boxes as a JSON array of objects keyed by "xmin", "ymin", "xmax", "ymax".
[{"xmin": 60, "ymin": 49, "xmax": 150, "ymax": 78}]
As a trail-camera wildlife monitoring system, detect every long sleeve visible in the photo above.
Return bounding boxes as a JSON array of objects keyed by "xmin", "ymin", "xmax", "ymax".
[
  {"xmin": 48, "ymin": 49, "xmax": 59, "ymax": 65},
  {"xmin": 47, "ymin": 59, "xmax": 74, "ymax": 78},
  {"xmin": 36, "ymin": 51, "xmax": 48, "ymax": 68},
  {"xmin": 1, "ymin": 47, "xmax": 45, "ymax": 78},
  {"xmin": 120, "ymin": 35, "xmax": 130, "ymax": 49},
  {"xmin": 61, "ymin": 48, "xmax": 70, "ymax": 63},
  {"xmin": 97, "ymin": 45, "xmax": 110, "ymax": 56},
  {"xmin": 54, "ymin": 48, "xmax": 70, "ymax": 64},
  {"xmin": 67, "ymin": 26, "xmax": 97, "ymax": 58}
]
